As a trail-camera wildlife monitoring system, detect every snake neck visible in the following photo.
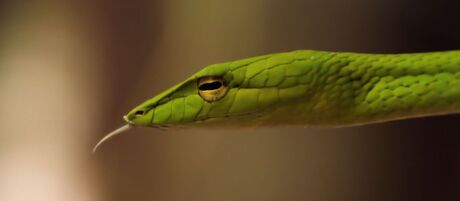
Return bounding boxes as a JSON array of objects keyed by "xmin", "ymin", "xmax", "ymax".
[{"xmin": 301, "ymin": 50, "xmax": 460, "ymax": 126}]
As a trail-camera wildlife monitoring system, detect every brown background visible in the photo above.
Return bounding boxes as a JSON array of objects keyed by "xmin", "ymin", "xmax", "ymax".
[{"xmin": 0, "ymin": 0, "xmax": 459, "ymax": 201}]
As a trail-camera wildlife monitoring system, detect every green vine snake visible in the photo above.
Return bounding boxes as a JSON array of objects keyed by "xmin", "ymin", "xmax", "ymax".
[{"xmin": 93, "ymin": 50, "xmax": 460, "ymax": 152}]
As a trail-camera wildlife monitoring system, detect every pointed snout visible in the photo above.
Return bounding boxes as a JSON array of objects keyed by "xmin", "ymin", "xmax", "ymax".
[{"xmin": 123, "ymin": 115, "xmax": 133, "ymax": 124}]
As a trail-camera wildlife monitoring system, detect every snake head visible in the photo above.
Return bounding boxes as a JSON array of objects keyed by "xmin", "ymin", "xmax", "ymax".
[
  {"xmin": 124, "ymin": 54, "xmax": 285, "ymax": 127},
  {"xmin": 125, "ymin": 51, "xmax": 315, "ymax": 127}
]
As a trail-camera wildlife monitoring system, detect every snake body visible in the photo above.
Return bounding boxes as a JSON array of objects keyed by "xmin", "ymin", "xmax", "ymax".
[{"xmin": 124, "ymin": 50, "xmax": 460, "ymax": 128}]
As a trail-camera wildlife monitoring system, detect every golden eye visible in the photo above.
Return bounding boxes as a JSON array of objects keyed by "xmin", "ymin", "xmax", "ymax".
[{"xmin": 198, "ymin": 76, "xmax": 229, "ymax": 102}]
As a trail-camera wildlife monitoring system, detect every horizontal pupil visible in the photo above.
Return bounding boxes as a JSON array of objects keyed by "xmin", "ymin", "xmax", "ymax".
[{"xmin": 199, "ymin": 81, "xmax": 222, "ymax": 91}]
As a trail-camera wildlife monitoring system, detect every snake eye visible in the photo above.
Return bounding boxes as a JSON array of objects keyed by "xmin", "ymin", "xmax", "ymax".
[
  {"xmin": 198, "ymin": 76, "xmax": 229, "ymax": 102},
  {"xmin": 134, "ymin": 110, "xmax": 145, "ymax": 116}
]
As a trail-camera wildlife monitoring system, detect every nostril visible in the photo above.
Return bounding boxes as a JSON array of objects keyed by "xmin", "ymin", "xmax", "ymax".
[{"xmin": 134, "ymin": 110, "xmax": 145, "ymax": 116}]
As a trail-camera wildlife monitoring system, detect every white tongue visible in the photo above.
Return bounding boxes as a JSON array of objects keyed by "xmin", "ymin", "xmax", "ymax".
[{"xmin": 92, "ymin": 124, "xmax": 132, "ymax": 153}]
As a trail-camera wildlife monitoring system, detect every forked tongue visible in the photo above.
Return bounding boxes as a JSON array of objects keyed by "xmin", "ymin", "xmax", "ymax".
[{"xmin": 93, "ymin": 124, "xmax": 132, "ymax": 153}]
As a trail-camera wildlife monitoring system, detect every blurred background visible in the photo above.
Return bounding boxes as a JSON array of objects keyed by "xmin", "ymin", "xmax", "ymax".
[{"xmin": 0, "ymin": 0, "xmax": 459, "ymax": 201}]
